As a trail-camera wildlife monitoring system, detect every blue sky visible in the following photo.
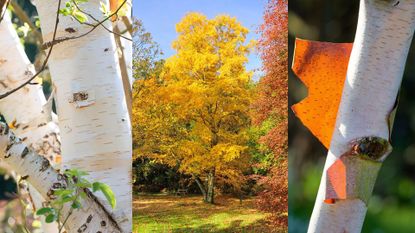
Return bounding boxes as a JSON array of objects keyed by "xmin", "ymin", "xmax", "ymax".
[{"xmin": 132, "ymin": 0, "xmax": 267, "ymax": 77}]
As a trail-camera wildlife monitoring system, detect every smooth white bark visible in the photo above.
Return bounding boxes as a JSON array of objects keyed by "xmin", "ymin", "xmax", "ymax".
[
  {"xmin": 0, "ymin": 123, "xmax": 122, "ymax": 233},
  {"xmin": 113, "ymin": 3, "xmax": 133, "ymax": 118},
  {"xmin": 34, "ymin": 1, "xmax": 132, "ymax": 232},
  {"xmin": 0, "ymin": 12, "xmax": 61, "ymax": 233},
  {"xmin": 114, "ymin": 0, "xmax": 133, "ymax": 87},
  {"xmin": 0, "ymin": 12, "xmax": 60, "ymax": 164},
  {"xmin": 308, "ymin": 1, "xmax": 415, "ymax": 233}
]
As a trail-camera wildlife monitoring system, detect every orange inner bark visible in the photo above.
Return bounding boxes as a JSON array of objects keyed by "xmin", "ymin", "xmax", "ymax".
[{"xmin": 291, "ymin": 39, "xmax": 352, "ymax": 148}]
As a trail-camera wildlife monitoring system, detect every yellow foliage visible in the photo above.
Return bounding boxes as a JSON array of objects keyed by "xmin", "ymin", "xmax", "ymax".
[{"xmin": 133, "ymin": 12, "xmax": 253, "ymax": 190}]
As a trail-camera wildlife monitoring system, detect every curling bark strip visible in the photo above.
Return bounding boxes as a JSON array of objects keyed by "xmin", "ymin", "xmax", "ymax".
[
  {"xmin": 0, "ymin": 122, "xmax": 122, "ymax": 233},
  {"xmin": 292, "ymin": 39, "xmax": 352, "ymax": 148},
  {"xmin": 325, "ymin": 137, "xmax": 390, "ymax": 205},
  {"xmin": 304, "ymin": 1, "xmax": 415, "ymax": 232},
  {"xmin": 34, "ymin": 0, "xmax": 132, "ymax": 231}
]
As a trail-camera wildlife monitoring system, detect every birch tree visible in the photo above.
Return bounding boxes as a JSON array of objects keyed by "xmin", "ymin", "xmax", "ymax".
[
  {"xmin": 0, "ymin": 122, "xmax": 122, "ymax": 232},
  {"xmin": 0, "ymin": 12, "xmax": 60, "ymax": 169},
  {"xmin": 111, "ymin": 0, "xmax": 133, "ymax": 116},
  {"xmin": 293, "ymin": 0, "xmax": 415, "ymax": 232},
  {"xmin": 0, "ymin": 0, "xmax": 132, "ymax": 232},
  {"xmin": 33, "ymin": 0, "xmax": 132, "ymax": 231},
  {"xmin": 0, "ymin": 11, "xmax": 62, "ymax": 233}
]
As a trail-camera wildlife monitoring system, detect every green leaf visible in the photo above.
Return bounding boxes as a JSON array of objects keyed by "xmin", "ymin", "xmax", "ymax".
[
  {"xmin": 73, "ymin": 11, "xmax": 88, "ymax": 23},
  {"xmin": 79, "ymin": 191, "xmax": 87, "ymax": 199},
  {"xmin": 36, "ymin": 207, "xmax": 52, "ymax": 216},
  {"xmin": 71, "ymin": 200, "xmax": 81, "ymax": 209},
  {"xmin": 76, "ymin": 178, "xmax": 92, "ymax": 188},
  {"xmin": 45, "ymin": 214, "xmax": 56, "ymax": 223},
  {"xmin": 92, "ymin": 182, "xmax": 100, "ymax": 192},
  {"xmin": 59, "ymin": 8, "xmax": 72, "ymax": 16},
  {"xmin": 54, "ymin": 189, "xmax": 73, "ymax": 197},
  {"xmin": 64, "ymin": 169, "xmax": 76, "ymax": 177},
  {"xmin": 93, "ymin": 182, "xmax": 116, "ymax": 209},
  {"xmin": 100, "ymin": 1, "xmax": 110, "ymax": 16},
  {"xmin": 64, "ymin": 169, "xmax": 89, "ymax": 180},
  {"xmin": 77, "ymin": 170, "xmax": 89, "ymax": 177},
  {"xmin": 61, "ymin": 195, "xmax": 75, "ymax": 203}
]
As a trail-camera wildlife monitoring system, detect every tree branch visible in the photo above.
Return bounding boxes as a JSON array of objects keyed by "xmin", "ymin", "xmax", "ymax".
[
  {"xmin": 0, "ymin": 122, "xmax": 122, "ymax": 232},
  {"xmin": 0, "ymin": 0, "xmax": 61, "ymax": 100}
]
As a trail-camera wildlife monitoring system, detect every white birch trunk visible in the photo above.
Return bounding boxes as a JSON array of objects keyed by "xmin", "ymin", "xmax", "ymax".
[
  {"xmin": 0, "ymin": 123, "xmax": 122, "ymax": 233},
  {"xmin": 113, "ymin": 2, "xmax": 132, "ymax": 119},
  {"xmin": 34, "ymin": 1, "xmax": 132, "ymax": 232},
  {"xmin": 308, "ymin": 1, "xmax": 415, "ymax": 233},
  {"xmin": 0, "ymin": 12, "xmax": 61, "ymax": 233},
  {"xmin": 0, "ymin": 12, "xmax": 61, "ymax": 165},
  {"xmin": 114, "ymin": 0, "xmax": 133, "ymax": 87}
]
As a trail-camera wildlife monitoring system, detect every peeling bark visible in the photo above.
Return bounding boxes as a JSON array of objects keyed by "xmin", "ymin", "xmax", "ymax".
[
  {"xmin": 325, "ymin": 137, "xmax": 390, "ymax": 205},
  {"xmin": 308, "ymin": 1, "xmax": 415, "ymax": 233}
]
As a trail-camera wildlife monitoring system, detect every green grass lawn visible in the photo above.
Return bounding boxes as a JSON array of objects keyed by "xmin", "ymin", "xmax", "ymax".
[{"xmin": 133, "ymin": 194, "xmax": 286, "ymax": 233}]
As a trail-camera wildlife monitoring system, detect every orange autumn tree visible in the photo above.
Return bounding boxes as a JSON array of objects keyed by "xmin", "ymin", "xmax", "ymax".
[
  {"xmin": 253, "ymin": 0, "xmax": 288, "ymax": 225},
  {"xmin": 134, "ymin": 12, "xmax": 253, "ymax": 204}
]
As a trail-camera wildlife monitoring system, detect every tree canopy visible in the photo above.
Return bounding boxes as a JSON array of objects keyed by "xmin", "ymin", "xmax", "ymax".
[
  {"xmin": 253, "ymin": 0, "xmax": 288, "ymax": 226},
  {"xmin": 133, "ymin": 12, "xmax": 254, "ymax": 203}
]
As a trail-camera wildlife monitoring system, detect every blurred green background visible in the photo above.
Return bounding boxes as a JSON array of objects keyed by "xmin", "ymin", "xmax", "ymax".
[{"xmin": 289, "ymin": 1, "xmax": 415, "ymax": 232}]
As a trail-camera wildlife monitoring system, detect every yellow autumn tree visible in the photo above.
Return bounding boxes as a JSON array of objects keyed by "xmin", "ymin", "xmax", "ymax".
[{"xmin": 133, "ymin": 12, "xmax": 253, "ymax": 204}]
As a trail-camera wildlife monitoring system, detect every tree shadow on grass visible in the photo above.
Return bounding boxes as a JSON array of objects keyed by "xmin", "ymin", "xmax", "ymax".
[
  {"xmin": 171, "ymin": 219, "xmax": 287, "ymax": 233},
  {"xmin": 133, "ymin": 194, "xmax": 288, "ymax": 233}
]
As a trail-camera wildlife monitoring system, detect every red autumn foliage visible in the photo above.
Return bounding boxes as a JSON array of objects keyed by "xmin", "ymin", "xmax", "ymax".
[
  {"xmin": 253, "ymin": 0, "xmax": 288, "ymax": 226},
  {"xmin": 255, "ymin": 0, "xmax": 287, "ymax": 122},
  {"xmin": 256, "ymin": 160, "xmax": 288, "ymax": 225}
]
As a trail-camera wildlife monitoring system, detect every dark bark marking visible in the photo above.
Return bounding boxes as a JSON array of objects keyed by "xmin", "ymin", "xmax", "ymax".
[
  {"xmin": 350, "ymin": 136, "xmax": 390, "ymax": 161},
  {"xmin": 65, "ymin": 27, "xmax": 76, "ymax": 33},
  {"xmin": 86, "ymin": 214, "xmax": 93, "ymax": 223},
  {"xmin": 0, "ymin": 81, "xmax": 7, "ymax": 88},
  {"xmin": 6, "ymin": 143, "xmax": 14, "ymax": 153},
  {"xmin": 52, "ymin": 182, "xmax": 62, "ymax": 189},
  {"xmin": 0, "ymin": 123, "xmax": 9, "ymax": 135},
  {"xmin": 37, "ymin": 123, "xmax": 46, "ymax": 127},
  {"xmin": 39, "ymin": 157, "xmax": 50, "ymax": 172},
  {"xmin": 57, "ymin": 173, "xmax": 66, "ymax": 181},
  {"xmin": 77, "ymin": 224, "xmax": 87, "ymax": 232},
  {"xmin": 47, "ymin": 189, "xmax": 55, "ymax": 199},
  {"xmin": 21, "ymin": 147, "xmax": 29, "ymax": 158},
  {"xmin": 24, "ymin": 70, "xmax": 33, "ymax": 76},
  {"xmin": 73, "ymin": 92, "xmax": 89, "ymax": 101}
]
